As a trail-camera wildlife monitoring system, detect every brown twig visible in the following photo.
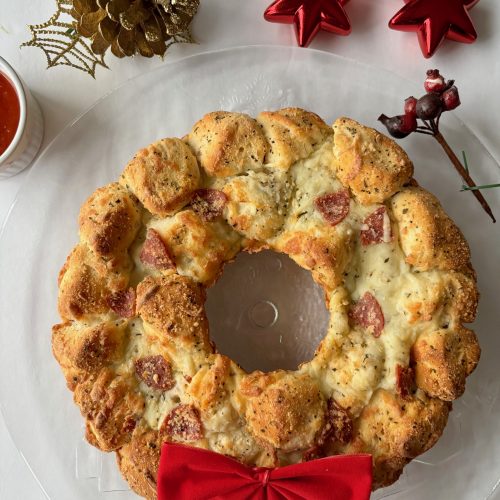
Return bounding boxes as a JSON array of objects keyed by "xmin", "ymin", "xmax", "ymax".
[{"xmin": 434, "ymin": 131, "xmax": 496, "ymax": 223}]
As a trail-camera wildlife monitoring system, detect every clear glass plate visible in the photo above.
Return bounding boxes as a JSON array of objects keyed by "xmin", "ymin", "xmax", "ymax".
[{"xmin": 0, "ymin": 46, "xmax": 499, "ymax": 500}]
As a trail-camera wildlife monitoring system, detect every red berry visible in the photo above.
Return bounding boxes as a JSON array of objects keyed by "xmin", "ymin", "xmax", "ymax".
[
  {"xmin": 404, "ymin": 97, "xmax": 417, "ymax": 118},
  {"xmin": 378, "ymin": 114, "xmax": 414, "ymax": 139},
  {"xmin": 424, "ymin": 69, "xmax": 446, "ymax": 93},
  {"xmin": 442, "ymin": 86, "xmax": 461, "ymax": 111},
  {"xmin": 402, "ymin": 113, "xmax": 417, "ymax": 133},
  {"xmin": 416, "ymin": 93, "xmax": 442, "ymax": 120}
]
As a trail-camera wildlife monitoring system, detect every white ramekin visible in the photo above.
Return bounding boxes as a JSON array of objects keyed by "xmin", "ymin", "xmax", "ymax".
[{"xmin": 0, "ymin": 57, "xmax": 44, "ymax": 179}]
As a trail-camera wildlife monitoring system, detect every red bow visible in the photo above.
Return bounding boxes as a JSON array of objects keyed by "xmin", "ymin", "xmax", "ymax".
[{"xmin": 158, "ymin": 443, "xmax": 372, "ymax": 500}]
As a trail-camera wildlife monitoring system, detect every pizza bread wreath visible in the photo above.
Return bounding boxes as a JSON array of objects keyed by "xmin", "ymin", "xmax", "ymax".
[{"xmin": 52, "ymin": 108, "xmax": 480, "ymax": 499}]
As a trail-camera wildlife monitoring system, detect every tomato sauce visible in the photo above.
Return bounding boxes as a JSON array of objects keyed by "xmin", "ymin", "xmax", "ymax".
[{"xmin": 0, "ymin": 72, "xmax": 20, "ymax": 156}]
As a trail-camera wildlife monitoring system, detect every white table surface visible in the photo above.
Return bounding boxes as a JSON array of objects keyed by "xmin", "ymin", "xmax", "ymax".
[{"xmin": 0, "ymin": 0, "xmax": 499, "ymax": 498}]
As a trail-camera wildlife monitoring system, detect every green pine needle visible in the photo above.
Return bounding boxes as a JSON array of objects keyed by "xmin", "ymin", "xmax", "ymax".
[
  {"xmin": 460, "ymin": 151, "xmax": 500, "ymax": 191},
  {"xmin": 462, "ymin": 151, "xmax": 469, "ymax": 173},
  {"xmin": 461, "ymin": 183, "xmax": 500, "ymax": 192}
]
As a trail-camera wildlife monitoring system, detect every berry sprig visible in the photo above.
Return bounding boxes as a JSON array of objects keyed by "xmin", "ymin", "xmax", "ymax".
[{"xmin": 378, "ymin": 70, "xmax": 496, "ymax": 223}]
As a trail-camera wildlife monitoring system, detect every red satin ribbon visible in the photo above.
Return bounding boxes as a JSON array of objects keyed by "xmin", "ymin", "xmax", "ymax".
[{"xmin": 158, "ymin": 443, "xmax": 372, "ymax": 500}]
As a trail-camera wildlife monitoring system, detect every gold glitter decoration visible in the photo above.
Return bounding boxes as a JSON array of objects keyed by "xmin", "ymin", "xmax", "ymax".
[
  {"xmin": 22, "ymin": 0, "xmax": 199, "ymax": 77},
  {"xmin": 22, "ymin": 1, "xmax": 107, "ymax": 78}
]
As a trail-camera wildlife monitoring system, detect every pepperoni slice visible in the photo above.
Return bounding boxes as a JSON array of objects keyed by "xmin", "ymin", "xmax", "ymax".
[
  {"xmin": 349, "ymin": 292, "xmax": 385, "ymax": 337},
  {"xmin": 140, "ymin": 229, "xmax": 175, "ymax": 270},
  {"xmin": 360, "ymin": 207, "xmax": 392, "ymax": 246},
  {"xmin": 303, "ymin": 399, "xmax": 352, "ymax": 461},
  {"xmin": 161, "ymin": 404, "xmax": 203, "ymax": 442},
  {"xmin": 323, "ymin": 399, "xmax": 353, "ymax": 445},
  {"xmin": 396, "ymin": 364, "xmax": 415, "ymax": 400},
  {"xmin": 122, "ymin": 416, "xmax": 138, "ymax": 434},
  {"xmin": 302, "ymin": 445, "xmax": 325, "ymax": 462},
  {"xmin": 135, "ymin": 355, "xmax": 175, "ymax": 391},
  {"xmin": 108, "ymin": 288, "xmax": 136, "ymax": 318},
  {"xmin": 314, "ymin": 190, "xmax": 350, "ymax": 226},
  {"xmin": 191, "ymin": 189, "xmax": 227, "ymax": 222}
]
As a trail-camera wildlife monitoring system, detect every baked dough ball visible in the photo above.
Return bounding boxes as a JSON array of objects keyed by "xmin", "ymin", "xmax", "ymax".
[
  {"xmin": 332, "ymin": 117, "xmax": 413, "ymax": 204},
  {"xmin": 187, "ymin": 354, "xmax": 233, "ymax": 415},
  {"xmin": 186, "ymin": 111, "xmax": 268, "ymax": 177},
  {"xmin": 74, "ymin": 368, "xmax": 145, "ymax": 451},
  {"xmin": 79, "ymin": 182, "xmax": 142, "ymax": 262},
  {"xmin": 136, "ymin": 274, "xmax": 211, "ymax": 354},
  {"xmin": 52, "ymin": 319, "xmax": 129, "ymax": 390},
  {"xmin": 338, "ymin": 389, "xmax": 451, "ymax": 489},
  {"xmin": 53, "ymin": 109, "xmax": 480, "ymax": 499},
  {"xmin": 412, "ymin": 326, "xmax": 480, "ymax": 401},
  {"xmin": 257, "ymin": 108, "xmax": 332, "ymax": 170},
  {"xmin": 57, "ymin": 244, "xmax": 130, "ymax": 321},
  {"xmin": 149, "ymin": 209, "xmax": 241, "ymax": 285},
  {"xmin": 120, "ymin": 138, "xmax": 200, "ymax": 217},
  {"xmin": 391, "ymin": 186, "xmax": 471, "ymax": 272},
  {"xmin": 116, "ymin": 426, "xmax": 161, "ymax": 499},
  {"xmin": 240, "ymin": 371, "xmax": 326, "ymax": 452},
  {"xmin": 223, "ymin": 170, "xmax": 292, "ymax": 241}
]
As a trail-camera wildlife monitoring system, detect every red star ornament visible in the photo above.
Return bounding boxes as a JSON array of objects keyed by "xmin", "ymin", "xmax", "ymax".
[
  {"xmin": 389, "ymin": 0, "xmax": 479, "ymax": 58},
  {"xmin": 264, "ymin": 0, "xmax": 351, "ymax": 48}
]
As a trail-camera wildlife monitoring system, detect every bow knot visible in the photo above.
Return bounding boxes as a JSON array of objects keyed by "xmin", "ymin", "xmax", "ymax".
[{"xmin": 253, "ymin": 467, "xmax": 271, "ymax": 488}]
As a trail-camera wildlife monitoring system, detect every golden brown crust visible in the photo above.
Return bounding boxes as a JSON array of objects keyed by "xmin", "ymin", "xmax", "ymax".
[
  {"xmin": 402, "ymin": 270, "xmax": 478, "ymax": 326},
  {"xmin": 276, "ymin": 229, "xmax": 352, "ymax": 291},
  {"xmin": 74, "ymin": 369, "xmax": 145, "ymax": 451},
  {"xmin": 257, "ymin": 108, "xmax": 332, "ymax": 170},
  {"xmin": 316, "ymin": 329, "xmax": 386, "ymax": 416},
  {"xmin": 186, "ymin": 111, "xmax": 268, "ymax": 177},
  {"xmin": 57, "ymin": 245, "xmax": 129, "ymax": 321},
  {"xmin": 412, "ymin": 327, "xmax": 480, "ymax": 400},
  {"xmin": 187, "ymin": 354, "xmax": 231, "ymax": 414},
  {"xmin": 116, "ymin": 427, "xmax": 160, "ymax": 500},
  {"xmin": 242, "ymin": 372, "xmax": 326, "ymax": 452},
  {"xmin": 120, "ymin": 138, "xmax": 200, "ymax": 217},
  {"xmin": 136, "ymin": 274, "xmax": 211, "ymax": 352},
  {"xmin": 391, "ymin": 187, "xmax": 471, "ymax": 272},
  {"xmin": 79, "ymin": 183, "xmax": 142, "ymax": 261},
  {"xmin": 223, "ymin": 171, "xmax": 292, "ymax": 241},
  {"xmin": 337, "ymin": 389, "xmax": 451, "ymax": 489},
  {"xmin": 52, "ymin": 319, "xmax": 128, "ymax": 390},
  {"xmin": 150, "ymin": 209, "xmax": 240, "ymax": 286},
  {"xmin": 448, "ymin": 271, "xmax": 479, "ymax": 324},
  {"xmin": 332, "ymin": 117, "xmax": 413, "ymax": 204}
]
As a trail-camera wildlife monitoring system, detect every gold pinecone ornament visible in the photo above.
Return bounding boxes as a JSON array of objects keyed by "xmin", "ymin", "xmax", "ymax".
[{"xmin": 72, "ymin": 0, "xmax": 199, "ymax": 58}]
